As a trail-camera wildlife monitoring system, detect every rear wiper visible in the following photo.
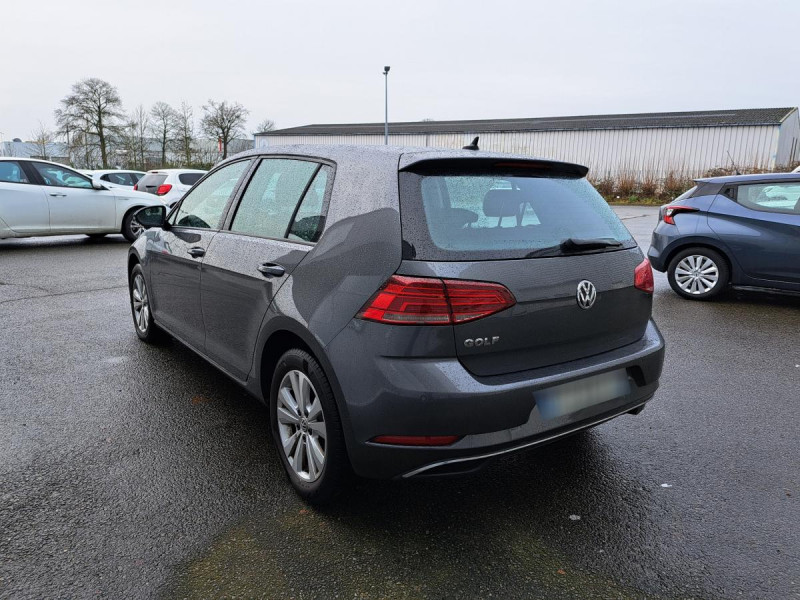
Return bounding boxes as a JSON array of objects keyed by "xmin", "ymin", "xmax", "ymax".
[
  {"xmin": 560, "ymin": 238, "xmax": 622, "ymax": 251},
  {"xmin": 525, "ymin": 238, "xmax": 622, "ymax": 258}
]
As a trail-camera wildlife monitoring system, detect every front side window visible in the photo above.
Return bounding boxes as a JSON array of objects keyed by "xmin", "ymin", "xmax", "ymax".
[
  {"xmin": 0, "ymin": 161, "xmax": 30, "ymax": 183},
  {"xmin": 230, "ymin": 159, "xmax": 320, "ymax": 239},
  {"xmin": 736, "ymin": 182, "xmax": 800, "ymax": 214},
  {"xmin": 170, "ymin": 160, "xmax": 250, "ymax": 229},
  {"xmin": 179, "ymin": 173, "xmax": 204, "ymax": 186},
  {"xmin": 30, "ymin": 162, "xmax": 92, "ymax": 188}
]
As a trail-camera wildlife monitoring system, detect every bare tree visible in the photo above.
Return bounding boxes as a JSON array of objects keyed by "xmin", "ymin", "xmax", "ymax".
[
  {"xmin": 200, "ymin": 100, "xmax": 249, "ymax": 159},
  {"xmin": 27, "ymin": 122, "xmax": 56, "ymax": 160},
  {"xmin": 150, "ymin": 101, "xmax": 176, "ymax": 167},
  {"xmin": 55, "ymin": 78, "xmax": 125, "ymax": 168},
  {"xmin": 254, "ymin": 118, "xmax": 275, "ymax": 134},
  {"xmin": 120, "ymin": 105, "xmax": 151, "ymax": 170},
  {"xmin": 172, "ymin": 101, "xmax": 196, "ymax": 167}
]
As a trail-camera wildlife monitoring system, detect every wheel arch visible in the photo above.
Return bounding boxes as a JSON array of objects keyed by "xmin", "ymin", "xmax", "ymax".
[
  {"xmin": 662, "ymin": 238, "xmax": 737, "ymax": 281},
  {"xmin": 251, "ymin": 317, "xmax": 354, "ymax": 451}
]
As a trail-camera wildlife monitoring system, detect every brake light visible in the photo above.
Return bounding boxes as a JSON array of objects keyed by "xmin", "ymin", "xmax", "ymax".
[
  {"xmin": 372, "ymin": 435, "xmax": 461, "ymax": 446},
  {"xmin": 357, "ymin": 275, "xmax": 516, "ymax": 325},
  {"xmin": 634, "ymin": 258, "xmax": 654, "ymax": 294},
  {"xmin": 662, "ymin": 205, "xmax": 698, "ymax": 225},
  {"xmin": 133, "ymin": 183, "xmax": 138, "ymax": 190},
  {"xmin": 156, "ymin": 184, "xmax": 172, "ymax": 196}
]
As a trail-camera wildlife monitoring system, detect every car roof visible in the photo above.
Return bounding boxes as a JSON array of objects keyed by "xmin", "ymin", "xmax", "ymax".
[
  {"xmin": 226, "ymin": 144, "xmax": 590, "ymax": 176},
  {"xmin": 695, "ymin": 172, "xmax": 800, "ymax": 184},
  {"xmin": 145, "ymin": 168, "xmax": 206, "ymax": 174},
  {"xmin": 0, "ymin": 156, "xmax": 81, "ymax": 170}
]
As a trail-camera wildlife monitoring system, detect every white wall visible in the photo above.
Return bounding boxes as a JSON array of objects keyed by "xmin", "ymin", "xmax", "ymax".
[
  {"xmin": 255, "ymin": 124, "xmax": 786, "ymax": 177},
  {"xmin": 776, "ymin": 109, "xmax": 800, "ymax": 167}
]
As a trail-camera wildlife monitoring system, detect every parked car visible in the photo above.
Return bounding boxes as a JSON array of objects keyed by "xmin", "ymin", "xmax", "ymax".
[
  {"xmin": 134, "ymin": 169, "xmax": 206, "ymax": 206},
  {"xmin": 648, "ymin": 173, "xmax": 800, "ymax": 299},
  {"xmin": 792, "ymin": 165, "xmax": 800, "ymax": 173},
  {"xmin": 83, "ymin": 169, "xmax": 146, "ymax": 190},
  {"xmin": 127, "ymin": 145, "xmax": 665, "ymax": 503},
  {"xmin": 0, "ymin": 158, "xmax": 166, "ymax": 241}
]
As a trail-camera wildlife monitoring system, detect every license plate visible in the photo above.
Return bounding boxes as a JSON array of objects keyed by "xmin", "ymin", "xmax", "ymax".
[{"xmin": 535, "ymin": 370, "xmax": 631, "ymax": 420}]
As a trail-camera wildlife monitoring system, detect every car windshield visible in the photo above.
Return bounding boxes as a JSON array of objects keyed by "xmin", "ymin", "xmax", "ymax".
[{"xmin": 399, "ymin": 168, "xmax": 635, "ymax": 261}]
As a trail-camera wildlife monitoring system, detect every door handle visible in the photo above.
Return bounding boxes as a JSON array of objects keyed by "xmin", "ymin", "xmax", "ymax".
[
  {"xmin": 187, "ymin": 246, "xmax": 205, "ymax": 258},
  {"xmin": 257, "ymin": 263, "xmax": 286, "ymax": 277},
  {"xmin": 49, "ymin": 192, "xmax": 67, "ymax": 197}
]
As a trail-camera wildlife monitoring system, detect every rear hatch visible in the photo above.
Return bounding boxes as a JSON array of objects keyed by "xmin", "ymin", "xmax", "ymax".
[
  {"xmin": 397, "ymin": 158, "xmax": 652, "ymax": 377},
  {"xmin": 136, "ymin": 172, "xmax": 167, "ymax": 194}
]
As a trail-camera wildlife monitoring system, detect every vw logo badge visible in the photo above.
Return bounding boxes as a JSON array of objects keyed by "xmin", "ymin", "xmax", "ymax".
[{"xmin": 576, "ymin": 280, "xmax": 597, "ymax": 309}]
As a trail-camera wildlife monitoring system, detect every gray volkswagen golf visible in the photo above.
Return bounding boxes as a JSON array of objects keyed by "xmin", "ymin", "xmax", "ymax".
[{"xmin": 128, "ymin": 145, "xmax": 665, "ymax": 503}]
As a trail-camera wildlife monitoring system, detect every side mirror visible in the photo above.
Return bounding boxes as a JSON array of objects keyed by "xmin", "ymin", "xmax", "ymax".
[
  {"xmin": 91, "ymin": 179, "xmax": 107, "ymax": 190},
  {"xmin": 134, "ymin": 205, "xmax": 167, "ymax": 230}
]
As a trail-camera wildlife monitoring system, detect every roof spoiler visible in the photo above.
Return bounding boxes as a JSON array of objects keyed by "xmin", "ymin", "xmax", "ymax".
[{"xmin": 400, "ymin": 157, "xmax": 589, "ymax": 178}]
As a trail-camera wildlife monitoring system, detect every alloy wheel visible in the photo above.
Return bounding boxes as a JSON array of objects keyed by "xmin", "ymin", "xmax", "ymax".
[
  {"xmin": 131, "ymin": 273, "xmax": 150, "ymax": 333},
  {"xmin": 674, "ymin": 254, "xmax": 719, "ymax": 295},
  {"xmin": 277, "ymin": 370, "xmax": 327, "ymax": 482},
  {"xmin": 130, "ymin": 220, "xmax": 144, "ymax": 238}
]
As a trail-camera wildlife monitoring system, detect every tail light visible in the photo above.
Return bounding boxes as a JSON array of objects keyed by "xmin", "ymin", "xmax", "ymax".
[
  {"xmin": 634, "ymin": 258, "xmax": 654, "ymax": 294},
  {"xmin": 357, "ymin": 275, "xmax": 516, "ymax": 326},
  {"xmin": 133, "ymin": 183, "xmax": 138, "ymax": 190},
  {"xmin": 372, "ymin": 435, "xmax": 461, "ymax": 446},
  {"xmin": 156, "ymin": 184, "xmax": 172, "ymax": 196},
  {"xmin": 662, "ymin": 205, "xmax": 698, "ymax": 225}
]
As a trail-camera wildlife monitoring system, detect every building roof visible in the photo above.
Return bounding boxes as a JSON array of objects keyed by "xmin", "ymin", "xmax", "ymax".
[{"xmin": 258, "ymin": 107, "xmax": 797, "ymax": 137}]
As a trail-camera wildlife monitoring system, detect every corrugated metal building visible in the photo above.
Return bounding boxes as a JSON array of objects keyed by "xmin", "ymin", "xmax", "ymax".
[{"xmin": 255, "ymin": 108, "xmax": 800, "ymax": 178}]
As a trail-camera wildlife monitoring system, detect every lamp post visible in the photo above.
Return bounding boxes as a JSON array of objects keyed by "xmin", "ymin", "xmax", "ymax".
[{"xmin": 383, "ymin": 66, "xmax": 390, "ymax": 145}]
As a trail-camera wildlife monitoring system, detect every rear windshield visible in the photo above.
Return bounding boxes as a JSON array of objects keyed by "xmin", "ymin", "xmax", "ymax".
[
  {"xmin": 137, "ymin": 173, "xmax": 168, "ymax": 192},
  {"xmin": 179, "ymin": 173, "xmax": 203, "ymax": 185},
  {"xmin": 399, "ymin": 169, "xmax": 635, "ymax": 261}
]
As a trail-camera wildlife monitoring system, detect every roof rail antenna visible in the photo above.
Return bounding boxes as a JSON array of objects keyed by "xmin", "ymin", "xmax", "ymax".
[
  {"xmin": 463, "ymin": 136, "xmax": 479, "ymax": 151},
  {"xmin": 726, "ymin": 150, "xmax": 741, "ymax": 175}
]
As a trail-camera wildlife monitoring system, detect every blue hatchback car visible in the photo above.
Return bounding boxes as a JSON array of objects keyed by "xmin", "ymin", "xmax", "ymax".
[{"xmin": 648, "ymin": 173, "xmax": 800, "ymax": 300}]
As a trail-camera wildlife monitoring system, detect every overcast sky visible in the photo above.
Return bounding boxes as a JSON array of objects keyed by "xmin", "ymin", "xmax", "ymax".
[{"xmin": 1, "ymin": 0, "xmax": 798, "ymax": 141}]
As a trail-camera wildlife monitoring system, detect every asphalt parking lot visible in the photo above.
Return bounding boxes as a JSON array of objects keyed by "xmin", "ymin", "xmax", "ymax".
[{"xmin": 1, "ymin": 206, "xmax": 798, "ymax": 599}]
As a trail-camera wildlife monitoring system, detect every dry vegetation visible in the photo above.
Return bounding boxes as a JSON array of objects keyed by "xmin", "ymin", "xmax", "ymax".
[{"xmin": 593, "ymin": 161, "xmax": 800, "ymax": 206}]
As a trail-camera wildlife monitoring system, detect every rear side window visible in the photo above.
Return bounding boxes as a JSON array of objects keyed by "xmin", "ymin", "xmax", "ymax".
[
  {"xmin": 101, "ymin": 172, "xmax": 135, "ymax": 185},
  {"xmin": 399, "ymin": 168, "xmax": 635, "ymax": 261},
  {"xmin": 137, "ymin": 173, "xmax": 167, "ymax": 193},
  {"xmin": 179, "ymin": 173, "xmax": 203, "ymax": 185},
  {"xmin": 230, "ymin": 159, "xmax": 320, "ymax": 239},
  {"xmin": 289, "ymin": 167, "xmax": 330, "ymax": 243},
  {"xmin": 0, "ymin": 161, "xmax": 29, "ymax": 183},
  {"xmin": 735, "ymin": 182, "xmax": 800, "ymax": 214}
]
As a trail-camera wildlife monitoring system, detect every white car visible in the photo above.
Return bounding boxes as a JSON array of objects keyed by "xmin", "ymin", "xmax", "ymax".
[
  {"xmin": 0, "ymin": 158, "xmax": 166, "ymax": 241},
  {"xmin": 134, "ymin": 168, "xmax": 206, "ymax": 206},
  {"xmin": 82, "ymin": 169, "xmax": 146, "ymax": 190},
  {"xmin": 792, "ymin": 165, "xmax": 800, "ymax": 173}
]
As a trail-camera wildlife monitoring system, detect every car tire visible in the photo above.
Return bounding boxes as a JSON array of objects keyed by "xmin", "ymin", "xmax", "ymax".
[
  {"xmin": 667, "ymin": 247, "xmax": 730, "ymax": 300},
  {"xmin": 129, "ymin": 264, "xmax": 164, "ymax": 343},
  {"xmin": 270, "ymin": 348, "xmax": 350, "ymax": 504},
  {"xmin": 122, "ymin": 209, "xmax": 144, "ymax": 242}
]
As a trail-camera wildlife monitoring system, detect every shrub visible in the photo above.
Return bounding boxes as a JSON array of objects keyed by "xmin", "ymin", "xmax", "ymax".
[{"xmin": 614, "ymin": 170, "xmax": 637, "ymax": 197}]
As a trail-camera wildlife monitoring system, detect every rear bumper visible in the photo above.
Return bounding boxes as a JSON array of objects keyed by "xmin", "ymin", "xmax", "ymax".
[
  {"xmin": 647, "ymin": 225, "xmax": 675, "ymax": 271},
  {"xmin": 326, "ymin": 319, "xmax": 665, "ymax": 479}
]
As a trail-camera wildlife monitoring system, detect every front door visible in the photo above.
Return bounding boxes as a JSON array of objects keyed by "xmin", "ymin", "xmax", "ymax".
[
  {"xmin": 28, "ymin": 162, "xmax": 116, "ymax": 233},
  {"xmin": 201, "ymin": 159, "xmax": 331, "ymax": 379},
  {"xmin": 148, "ymin": 159, "xmax": 252, "ymax": 350},
  {"xmin": 0, "ymin": 161, "xmax": 50, "ymax": 234}
]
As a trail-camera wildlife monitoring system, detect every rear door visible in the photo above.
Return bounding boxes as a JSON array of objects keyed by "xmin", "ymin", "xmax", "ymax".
[
  {"xmin": 0, "ymin": 161, "xmax": 50, "ymax": 234},
  {"xmin": 200, "ymin": 158, "xmax": 332, "ymax": 379},
  {"xmin": 708, "ymin": 181, "xmax": 800, "ymax": 287},
  {"xmin": 148, "ymin": 160, "xmax": 252, "ymax": 350},
  {"xmin": 398, "ymin": 161, "xmax": 650, "ymax": 377},
  {"xmin": 28, "ymin": 162, "xmax": 116, "ymax": 232}
]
